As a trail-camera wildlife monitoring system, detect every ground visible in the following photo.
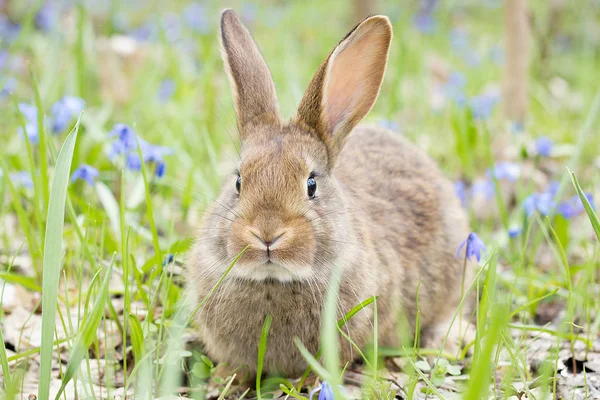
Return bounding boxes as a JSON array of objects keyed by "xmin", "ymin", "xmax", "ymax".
[{"xmin": 1, "ymin": 1, "xmax": 600, "ymax": 399}]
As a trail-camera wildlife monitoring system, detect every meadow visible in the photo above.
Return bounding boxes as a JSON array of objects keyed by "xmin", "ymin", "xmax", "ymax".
[{"xmin": 1, "ymin": 0, "xmax": 600, "ymax": 399}]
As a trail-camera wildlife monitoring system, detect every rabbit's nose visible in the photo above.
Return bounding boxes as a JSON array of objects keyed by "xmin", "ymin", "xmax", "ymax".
[{"xmin": 249, "ymin": 229, "xmax": 285, "ymax": 249}]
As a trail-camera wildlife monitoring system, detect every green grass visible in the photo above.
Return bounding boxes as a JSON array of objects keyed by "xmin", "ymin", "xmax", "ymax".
[{"xmin": 1, "ymin": 0, "xmax": 600, "ymax": 399}]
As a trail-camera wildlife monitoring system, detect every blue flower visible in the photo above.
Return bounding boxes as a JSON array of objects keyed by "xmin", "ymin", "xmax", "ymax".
[
  {"xmin": 7, "ymin": 171, "xmax": 34, "ymax": 189},
  {"xmin": 535, "ymin": 136, "xmax": 553, "ymax": 157},
  {"xmin": 413, "ymin": 13, "xmax": 436, "ymax": 34},
  {"xmin": 162, "ymin": 13, "xmax": 183, "ymax": 43},
  {"xmin": 108, "ymin": 124, "xmax": 172, "ymax": 177},
  {"xmin": 523, "ymin": 192, "xmax": 556, "ymax": 217},
  {"xmin": 35, "ymin": 3, "xmax": 58, "ymax": 32},
  {"xmin": 17, "ymin": 103, "xmax": 40, "ymax": 144},
  {"xmin": 508, "ymin": 227, "xmax": 522, "ymax": 238},
  {"xmin": 0, "ymin": 15, "xmax": 21, "ymax": 43},
  {"xmin": 158, "ymin": 79, "xmax": 176, "ymax": 103},
  {"xmin": 454, "ymin": 180, "xmax": 467, "ymax": 208},
  {"xmin": 469, "ymin": 94, "xmax": 499, "ymax": 120},
  {"xmin": 183, "ymin": 2, "xmax": 209, "ymax": 33},
  {"xmin": 310, "ymin": 381, "xmax": 342, "ymax": 400},
  {"xmin": 51, "ymin": 96, "xmax": 85, "ymax": 134},
  {"xmin": 1, "ymin": 77, "xmax": 16, "ymax": 98},
  {"xmin": 109, "ymin": 124, "xmax": 138, "ymax": 155},
  {"xmin": 163, "ymin": 254, "xmax": 174, "ymax": 266},
  {"xmin": 456, "ymin": 232, "xmax": 486, "ymax": 262},
  {"xmin": 71, "ymin": 164, "xmax": 99, "ymax": 186},
  {"xmin": 558, "ymin": 193, "xmax": 594, "ymax": 219},
  {"xmin": 487, "ymin": 162, "xmax": 521, "ymax": 182},
  {"xmin": 444, "ymin": 72, "xmax": 467, "ymax": 105},
  {"xmin": 130, "ymin": 22, "xmax": 158, "ymax": 41},
  {"xmin": 471, "ymin": 179, "xmax": 495, "ymax": 199},
  {"xmin": 0, "ymin": 49, "xmax": 7, "ymax": 70}
]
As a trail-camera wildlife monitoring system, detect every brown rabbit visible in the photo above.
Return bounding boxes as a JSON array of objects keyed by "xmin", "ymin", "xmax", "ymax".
[{"xmin": 187, "ymin": 9, "xmax": 471, "ymax": 378}]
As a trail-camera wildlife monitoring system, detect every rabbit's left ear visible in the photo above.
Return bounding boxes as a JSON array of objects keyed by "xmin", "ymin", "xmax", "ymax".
[
  {"xmin": 220, "ymin": 9, "xmax": 280, "ymax": 137},
  {"xmin": 295, "ymin": 16, "xmax": 392, "ymax": 163}
]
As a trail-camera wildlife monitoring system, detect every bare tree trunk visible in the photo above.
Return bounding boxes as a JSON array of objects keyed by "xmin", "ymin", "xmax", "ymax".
[
  {"xmin": 504, "ymin": 0, "xmax": 530, "ymax": 124},
  {"xmin": 352, "ymin": 0, "xmax": 379, "ymax": 23}
]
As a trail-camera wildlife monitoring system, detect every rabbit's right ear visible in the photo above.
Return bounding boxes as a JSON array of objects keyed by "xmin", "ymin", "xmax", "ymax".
[
  {"xmin": 295, "ymin": 16, "xmax": 392, "ymax": 165},
  {"xmin": 220, "ymin": 9, "xmax": 280, "ymax": 137}
]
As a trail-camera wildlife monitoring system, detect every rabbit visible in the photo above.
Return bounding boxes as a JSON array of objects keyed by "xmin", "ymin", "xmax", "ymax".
[{"xmin": 187, "ymin": 9, "xmax": 472, "ymax": 378}]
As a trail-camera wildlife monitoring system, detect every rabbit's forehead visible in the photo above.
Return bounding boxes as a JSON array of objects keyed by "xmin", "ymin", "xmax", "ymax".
[{"xmin": 239, "ymin": 133, "xmax": 327, "ymax": 178}]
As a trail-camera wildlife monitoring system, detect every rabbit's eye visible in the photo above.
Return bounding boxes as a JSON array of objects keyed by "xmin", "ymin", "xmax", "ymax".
[
  {"xmin": 307, "ymin": 176, "xmax": 317, "ymax": 198},
  {"xmin": 235, "ymin": 175, "xmax": 242, "ymax": 193}
]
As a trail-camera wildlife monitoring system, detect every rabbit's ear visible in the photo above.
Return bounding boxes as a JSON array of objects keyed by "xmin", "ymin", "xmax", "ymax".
[
  {"xmin": 220, "ymin": 9, "xmax": 280, "ymax": 136},
  {"xmin": 296, "ymin": 16, "xmax": 392, "ymax": 162}
]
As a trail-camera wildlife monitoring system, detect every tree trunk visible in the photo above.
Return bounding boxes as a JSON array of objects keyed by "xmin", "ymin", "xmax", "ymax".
[
  {"xmin": 504, "ymin": 0, "xmax": 530, "ymax": 124},
  {"xmin": 352, "ymin": 0, "xmax": 379, "ymax": 23}
]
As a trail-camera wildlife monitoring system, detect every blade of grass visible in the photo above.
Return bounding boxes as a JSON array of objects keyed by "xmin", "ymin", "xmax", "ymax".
[
  {"xmin": 464, "ymin": 303, "xmax": 509, "ymax": 400},
  {"xmin": 217, "ymin": 374, "xmax": 237, "ymax": 400},
  {"xmin": 30, "ymin": 66, "xmax": 49, "ymax": 215},
  {"xmin": 256, "ymin": 314, "xmax": 272, "ymax": 400},
  {"xmin": 320, "ymin": 262, "xmax": 345, "ymax": 399},
  {"xmin": 136, "ymin": 139, "xmax": 162, "ymax": 273},
  {"xmin": 129, "ymin": 314, "xmax": 151, "ymax": 400},
  {"xmin": 54, "ymin": 260, "xmax": 114, "ymax": 400},
  {"xmin": 38, "ymin": 120, "xmax": 80, "ymax": 400},
  {"xmin": 297, "ymin": 296, "xmax": 377, "ymax": 391},
  {"xmin": 568, "ymin": 169, "xmax": 600, "ymax": 241},
  {"xmin": 159, "ymin": 247, "xmax": 247, "ymax": 397}
]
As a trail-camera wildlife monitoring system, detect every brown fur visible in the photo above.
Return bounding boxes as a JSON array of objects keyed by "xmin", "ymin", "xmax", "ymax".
[{"xmin": 187, "ymin": 9, "xmax": 471, "ymax": 377}]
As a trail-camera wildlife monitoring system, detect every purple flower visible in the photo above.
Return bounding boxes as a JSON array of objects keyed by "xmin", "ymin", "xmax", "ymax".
[
  {"xmin": 444, "ymin": 72, "xmax": 467, "ymax": 105},
  {"xmin": 51, "ymin": 96, "xmax": 85, "ymax": 133},
  {"xmin": 523, "ymin": 192, "xmax": 556, "ymax": 217},
  {"xmin": 535, "ymin": 136, "xmax": 553, "ymax": 157},
  {"xmin": 558, "ymin": 193, "xmax": 594, "ymax": 219},
  {"xmin": 487, "ymin": 162, "xmax": 521, "ymax": 182},
  {"xmin": 130, "ymin": 22, "xmax": 158, "ymax": 42},
  {"xmin": 17, "ymin": 103, "xmax": 40, "ymax": 144},
  {"xmin": 8, "ymin": 171, "xmax": 34, "ymax": 189},
  {"xmin": 469, "ymin": 94, "xmax": 499, "ymax": 120},
  {"xmin": 1, "ymin": 77, "xmax": 16, "ymax": 98},
  {"xmin": 71, "ymin": 164, "xmax": 99, "ymax": 186},
  {"xmin": 471, "ymin": 179, "xmax": 495, "ymax": 199},
  {"xmin": 0, "ymin": 15, "xmax": 21, "ymax": 42},
  {"xmin": 162, "ymin": 13, "xmax": 183, "ymax": 43},
  {"xmin": 35, "ymin": 3, "xmax": 58, "ymax": 32},
  {"xmin": 454, "ymin": 180, "xmax": 467, "ymax": 208},
  {"xmin": 158, "ymin": 79, "xmax": 176, "ymax": 103},
  {"xmin": 163, "ymin": 254, "xmax": 174, "ymax": 266},
  {"xmin": 0, "ymin": 49, "xmax": 7, "ymax": 70},
  {"xmin": 413, "ymin": 13, "xmax": 436, "ymax": 34},
  {"xmin": 183, "ymin": 2, "xmax": 209, "ymax": 33},
  {"xmin": 108, "ymin": 124, "xmax": 171, "ymax": 177},
  {"xmin": 456, "ymin": 232, "xmax": 486, "ymax": 262},
  {"xmin": 310, "ymin": 381, "xmax": 341, "ymax": 400},
  {"xmin": 109, "ymin": 124, "xmax": 138, "ymax": 154},
  {"xmin": 508, "ymin": 227, "xmax": 522, "ymax": 238}
]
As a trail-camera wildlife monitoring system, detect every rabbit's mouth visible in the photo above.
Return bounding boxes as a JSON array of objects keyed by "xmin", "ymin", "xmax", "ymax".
[{"xmin": 231, "ymin": 260, "xmax": 314, "ymax": 283}]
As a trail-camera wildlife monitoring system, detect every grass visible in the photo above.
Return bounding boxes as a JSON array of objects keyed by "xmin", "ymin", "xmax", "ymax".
[{"xmin": 1, "ymin": 0, "xmax": 600, "ymax": 399}]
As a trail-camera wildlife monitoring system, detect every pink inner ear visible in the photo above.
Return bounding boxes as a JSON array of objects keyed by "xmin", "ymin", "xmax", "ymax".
[{"xmin": 323, "ymin": 26, "xmax": 388, "ymax": 134}]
